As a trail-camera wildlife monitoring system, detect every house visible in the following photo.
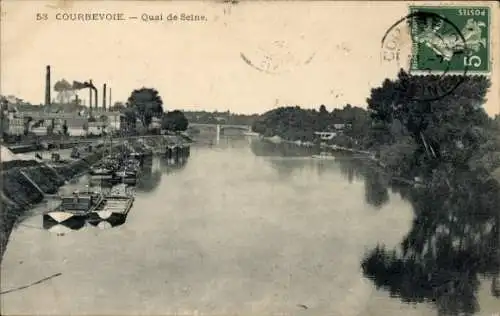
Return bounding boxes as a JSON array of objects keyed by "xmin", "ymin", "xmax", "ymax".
[
  {"xmin": 31, "ymin": 126, "xmax": 48, "ymax": 136},
  {"xmin": 87, "ymin": 122, "xmax": 105, "ymax": 136},
  {"xmin": 4, "ymin": 112, "xmax": 25, "ymax": 136},
  {"xmin": 314, "ymin": 131, "xmax": 337, "ymax": 141},
  {"xmin": 332, "ymin": 123, "xmax": 351, "ymax": 131},
  {"xmin": 100, "ymin": 111, "xmax": 121, "ymax": 131},
  {"xmin": 64, "ymin": 117, "xmax": 89, "ymax": 137}
]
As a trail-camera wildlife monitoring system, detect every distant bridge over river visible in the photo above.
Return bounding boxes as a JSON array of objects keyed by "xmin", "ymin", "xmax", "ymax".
[{"xmin": 189, "ymin": 123, "xmax": 252, "ymax": 139}]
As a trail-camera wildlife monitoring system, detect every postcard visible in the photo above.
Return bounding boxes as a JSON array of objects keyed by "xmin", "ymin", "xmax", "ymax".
[{"xmin": 1, "ymin": 1, "xmax": 499, "ymax": 315}]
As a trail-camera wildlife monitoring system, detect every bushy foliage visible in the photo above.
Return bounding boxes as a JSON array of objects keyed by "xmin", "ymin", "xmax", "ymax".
[
  {"xmin": 162, "ymin": 110, "xmax": 189, "ymax": 132},
  {"xmin": 252, "ymin": 105, "xmax": 369, "ymax": 143},
  {"xmin": 367, "ymin": 69, "xmax": 496, "ymax": 173}
]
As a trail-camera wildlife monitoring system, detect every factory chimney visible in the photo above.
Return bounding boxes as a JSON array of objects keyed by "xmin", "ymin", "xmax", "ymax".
[
  {"xmin": 109, "ymin": 88, "xmax": 112, "ymax": 108},
  {"xmin": 89, "ymin": 80, "xmax": 93, "ymax": 109},
  {"xmin": 45, "ymin": 65, "xmax": 51, "ymax": 106},
  {"xmin": 94, "ymin": 86, "xmax": 98, "ymax": 112},
  {"xmin": 103, "ymin": 83, "xmax": 107, "ymax": 111}
]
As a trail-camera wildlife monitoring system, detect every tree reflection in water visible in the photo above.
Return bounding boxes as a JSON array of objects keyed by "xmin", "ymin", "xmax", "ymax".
[
  {"xmin": 160, "ymin": 156, "xmax": 189, "ymax": 175},
  {"xmin": 136, "ymin": 156, "xmax": 190, "ymax": 192},
  {"xmin": 250, "ymin": 139, "xmax": 318, "ymax": 157},
  {"xmin": 136, "ymin": 163, "xmax": 161, "ymax": 193},
  {"xmin": 249, "ymin": 142, "xmax": 500, "ymax": 313},
  {"xmin": 361, "ymin": 170, "xmax": 500, "ymax": 315}
]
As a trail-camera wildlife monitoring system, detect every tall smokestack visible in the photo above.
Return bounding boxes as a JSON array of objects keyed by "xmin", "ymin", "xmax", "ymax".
[
  {"xmin": 103, "ymin": 83, "xmax": 107, "ymax": 111},
  {"xmin": 45, "ymin": 65, "xmax": 51, "ymax": 106},
  {"xmin": 89, "ymin": 80, "xmax": 93, "ymax": 109},
  {"xmin": 94, "ymin": 87, "xmax": 98, "ymax": 112},
  {"xmin": 109, "ymin": 88, "xmax": 112, "ymax": 108}
]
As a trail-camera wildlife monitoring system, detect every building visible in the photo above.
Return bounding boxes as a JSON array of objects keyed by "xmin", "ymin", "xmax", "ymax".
[
  {"xmin": 100, "ymin": 111, "xmax": 121, "ymax": 131},
  {"xmin": 64, "ymin": 117, "xmax": 89, "ymax": 137},
  {"xmin": 4, "ymin": 112, "xmax": 25, "ymax": 136},
  {"xmin": 31, "ymin": 126, "xmax": 48, "ymax": 136},
  {"xmin": 314, "ymin": 131, "xmax": 337, "ymax": 141},
  {"xmin": 314, "ymin": 123, "xmax": 352, "ymax": 142}
]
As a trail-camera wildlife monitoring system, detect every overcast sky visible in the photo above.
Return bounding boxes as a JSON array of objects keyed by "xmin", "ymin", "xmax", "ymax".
[{"xmin": 1, "ymin": 0, "xmax": 498, "ymax": 115}]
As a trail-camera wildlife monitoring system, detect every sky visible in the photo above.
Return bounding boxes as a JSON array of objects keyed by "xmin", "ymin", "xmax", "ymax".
[{"xmin": 1, "ymin": 0, "xmax": 499, "ymax": 115}]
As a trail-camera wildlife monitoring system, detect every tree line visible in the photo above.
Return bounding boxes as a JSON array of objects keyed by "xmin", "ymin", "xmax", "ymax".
[{"xmin": 251, "ymin": 70, "xmax": 500, "ymax": 180}]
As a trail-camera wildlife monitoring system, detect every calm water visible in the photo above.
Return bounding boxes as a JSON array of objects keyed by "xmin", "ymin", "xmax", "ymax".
[{"xmin": 1, "ymin": 137, "xmax": 499, "ymax": 315}]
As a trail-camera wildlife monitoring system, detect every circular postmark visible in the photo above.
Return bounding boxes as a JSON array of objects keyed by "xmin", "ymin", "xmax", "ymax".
[
  {"xmin": 381, "ymin": 11, "xmax": 470, "ymax": 101},
  {"xmin": 240, "ymin": 39, "xmax": 315, "ymax": 75}
]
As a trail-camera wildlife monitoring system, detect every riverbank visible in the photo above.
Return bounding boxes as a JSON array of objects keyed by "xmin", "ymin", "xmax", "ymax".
[
  {"xmin": 259, "ymin": 135, "xmax": 428, "ymax": 187},
  {"xmin": 261, "ymin": 136, "xmax": 500, "ymax": 188},
  {"xmin": 0, "ymin": 135, "xmax": 188, "ymax": 263}
]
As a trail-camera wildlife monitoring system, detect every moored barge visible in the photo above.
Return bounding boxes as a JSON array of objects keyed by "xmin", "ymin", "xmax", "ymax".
[
  {"xmin": 43, "ymin": 190, "xmax": 104, "ymax": 223},
  {"xmin": 87, "ymin": 184, "xmax": 134, "ymax": 223}
]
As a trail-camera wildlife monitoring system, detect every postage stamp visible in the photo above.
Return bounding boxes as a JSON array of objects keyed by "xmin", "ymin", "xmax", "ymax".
[
  {"xmin": 381, "ymin": 6, "xmax": 491, "ymax": 101},
  {"xmin": 408, "ymin": 6, "xmax": 490, "ymax": 73}
]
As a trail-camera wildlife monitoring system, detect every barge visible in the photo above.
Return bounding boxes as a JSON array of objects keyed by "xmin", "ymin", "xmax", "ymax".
[
  {"xmin": 43, "ymin": 190, "xmax": 104, "ymax": 223},
  {"xmin": 87, "ymin": 184, "xmax": 134, "ymax": 223}
]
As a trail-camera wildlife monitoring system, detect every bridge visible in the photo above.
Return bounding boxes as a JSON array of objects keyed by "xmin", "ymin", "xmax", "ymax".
[
  {"xmin": 189, "ymin": 123, "xmax": 251, "ymax": 131},
  {"xmin": 189, "ymin": 123, "xmax": 252, "ymax": 139}
]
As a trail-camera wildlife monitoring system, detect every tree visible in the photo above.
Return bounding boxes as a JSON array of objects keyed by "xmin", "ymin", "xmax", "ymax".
[
  {"xmin": 366, "ymin": 69, "xmax": 493, "ymax": 172},
  {"xmin": 162, "ymin": 110, "xmax": 189, "ymax": 131},
  {"xmin": 121, "ymin": 108, "xmax": 137, "ymax": 134},
  {"xmin": 126, "ymin": 88, "xmax": 164, "ymax": 128},
  {"xmin": 62, "ymin": 120, "xmax": 68, "ymax": 136},
  {"xmin": 23, "ymin": 116, "xmax": 33, "ymax": 135},
  {"xmin": 110, "ymin": 102, "xmax": 126, "ymax": 111}
]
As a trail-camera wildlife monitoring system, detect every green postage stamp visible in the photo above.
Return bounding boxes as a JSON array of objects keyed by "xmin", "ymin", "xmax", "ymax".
[{"xmin": 409, "ymin": 6, "xmax": 491, "ymax": 73}]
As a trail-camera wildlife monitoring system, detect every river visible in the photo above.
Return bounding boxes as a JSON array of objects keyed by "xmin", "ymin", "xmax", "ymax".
[{"xmin": 1, "ymin": 136, "xmax": 499, "ymax": 315}]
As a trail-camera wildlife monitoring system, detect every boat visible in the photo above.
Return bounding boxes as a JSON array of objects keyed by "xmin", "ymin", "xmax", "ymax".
[
  {"xmin": 312, "ymin": 152, "xmax": 337, "ymax": 160},
  {"xmin": 87, "ymin": 184, "xmax": 135, "ymax": 224},
  {"xmin": 89, "ymin": 156, "xmax": 121, "ymax": 182},
  {"xmin": 89, "ymin": 166, "xmax": 115, "ymax": 182},
  {"xmin": 115, "ymin": 169, "xmax": 138, "ymax": 185},
  {"xmin": 43, "ymin": 189, "xmax": 104, "ymax": 223}
]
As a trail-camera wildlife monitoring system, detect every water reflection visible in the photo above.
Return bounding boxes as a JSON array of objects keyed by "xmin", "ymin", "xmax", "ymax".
[
  {"xmin": 136, "ymin": 153, "xmax": 191, "ymax": 192},
  {"xmin": 361, "ymin": 171, "xmax": 500, "ymax": 315},
  {"xmin": 87, "ymin": 216, "xmax": 127, "ymax": 229},
  {"xmin": 160, "ymin": 156, "xmax": 189, "ymax": 174},
  {"xmin": 250, "ymin": 139, "xmax": 318, "ymax": 157},
  {"xmin": 42, "ymin": 216, "xmax": 86, "ymax": 235},
  {"xmin": 250, "ymin": 140, "xmax": 500, "ymax": 314},
  {"xmin": 251, "ymin": 140, "xmax": 392, "ymax": 208}
]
